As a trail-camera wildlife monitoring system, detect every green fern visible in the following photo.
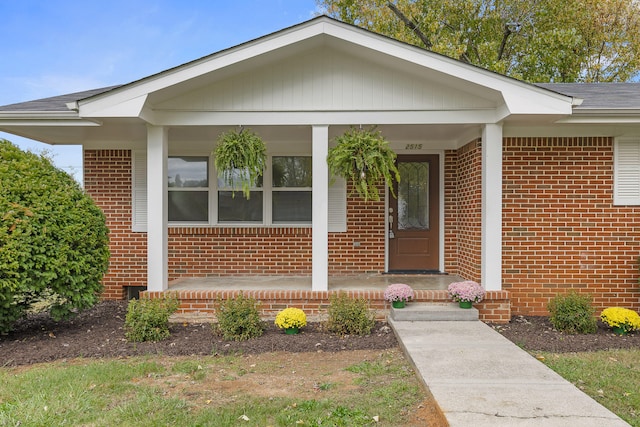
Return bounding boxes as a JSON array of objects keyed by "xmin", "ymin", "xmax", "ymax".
[
  {"xmin": 327, "ymin": 127, "xmax": 400, "ymax": 201},
  {"xmin": 213, "ymin": 128, "xmax": 266, "ymax": 199}
]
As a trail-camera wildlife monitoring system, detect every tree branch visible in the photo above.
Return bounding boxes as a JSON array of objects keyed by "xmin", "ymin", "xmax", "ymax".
[
  {"xmin": 497, "ymin": 26, "xmax": 512, "ymax": 61},
  {"xmin": 386, "ymin": 2, "xmax": 432, "ymax": 49}
]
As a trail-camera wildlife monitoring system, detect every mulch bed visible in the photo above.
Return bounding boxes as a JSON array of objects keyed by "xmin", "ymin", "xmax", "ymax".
[
  {"xmin": 1, "ymin": 301, "xmax": 639, "ymax": 367},
  {"xmin": 0, "ymin": 301, "xmax": 397, "ymax": 367},
  {"xmin": 489, "ymin": 315, "xmax": 640, "ymax": 353}
]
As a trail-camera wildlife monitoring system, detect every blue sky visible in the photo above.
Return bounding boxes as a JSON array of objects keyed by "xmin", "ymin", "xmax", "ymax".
[{"xmin": 0, "ymin": 0, "xmax": 321, "ymax": 180}]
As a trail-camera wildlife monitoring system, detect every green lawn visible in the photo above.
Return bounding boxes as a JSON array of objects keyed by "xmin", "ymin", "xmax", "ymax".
[
  {"xmin": 0, "ymin": 350, "xmax": 425, "ymax": 427},
  {"xmin": 539, "ymin": 349, "xmax": 640, "ymax": 426}
]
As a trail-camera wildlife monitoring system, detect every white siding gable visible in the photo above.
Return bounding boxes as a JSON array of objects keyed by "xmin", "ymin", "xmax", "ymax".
[{"xmin": 155, "ymin": 46, "xmax": 496, "ymax": 113}]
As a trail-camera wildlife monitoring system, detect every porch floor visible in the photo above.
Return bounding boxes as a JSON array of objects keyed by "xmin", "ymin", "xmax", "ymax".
[{"xmin": 168, "ymin": 273, "xmax": 464, "ymax": 291}]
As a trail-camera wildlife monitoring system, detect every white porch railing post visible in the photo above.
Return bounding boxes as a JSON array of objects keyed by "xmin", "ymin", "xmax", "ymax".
[
  {"xmin": 146, "ymin": 125, "xmax": 169, "ymax": 292},
  {"xmin": 482, "ymin": 123, "xmax": 503, "ymax": 291},
  {"xmin": 312, "ymin": 125, "xmax": 329, "ymax": 291}
]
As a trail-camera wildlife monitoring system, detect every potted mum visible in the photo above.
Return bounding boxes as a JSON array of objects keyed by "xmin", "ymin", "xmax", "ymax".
[
  {"xmin": 384, "ymin": 283, "xmax": 414, "ymax": 308},
  {"xmin": 600, "ymin": 307, "xmax": 640, "ymax": 335},
  {"xmin": 275, "ymin": 307, "xmax": 307, "ymax": 335},
  {"xmin": 447, "ymin": 281, "xmax": 485, "ymax": 309}
]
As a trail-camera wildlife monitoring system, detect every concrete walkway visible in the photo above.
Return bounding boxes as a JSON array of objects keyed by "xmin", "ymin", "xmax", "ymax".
[{"xmin": 389, "ymin": 319, "xmax": 630, "ymax": 426}]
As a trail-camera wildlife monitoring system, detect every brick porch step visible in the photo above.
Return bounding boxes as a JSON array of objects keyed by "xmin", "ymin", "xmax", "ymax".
[{"xmin": 389, "ymin": 302, "xmax": 479, "ymax": 321}]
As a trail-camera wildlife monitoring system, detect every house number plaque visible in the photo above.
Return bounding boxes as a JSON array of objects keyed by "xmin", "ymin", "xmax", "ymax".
[{"xmin": 404, "ymin": 144, "xmax": 423, "ymax": 150}]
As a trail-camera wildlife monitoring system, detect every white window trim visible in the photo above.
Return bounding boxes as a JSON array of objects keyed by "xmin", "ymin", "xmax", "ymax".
[
  {"xmin": 167, "ymin": 156, "xmax": 210, "ymax": 225},
  {"xmin": 132, "ymin": 150, "xmax": 347, "ymax": 231}
]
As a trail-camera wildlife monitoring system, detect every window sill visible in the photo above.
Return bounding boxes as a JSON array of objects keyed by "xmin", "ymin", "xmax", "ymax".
[{"xmin": 168, "ymin": 225, "xmax": 312, "ymax": 236}]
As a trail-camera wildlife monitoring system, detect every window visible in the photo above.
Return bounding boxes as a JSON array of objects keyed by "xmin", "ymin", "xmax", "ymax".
[
  {"xmin": 168, "ymin": 157, "xmax": 209, "ymax": 222},
  {"xmin": 272, "ymin": 156, "xmax": 312, "ymax": 223},
  {"xmin": 614, "ymin": 137, "xmax": 640, "ymax": 205},
  {"xmin": 217, "ymin": 169, "xmax": 263, "ymax": 223},
  {"xmin": 134, "ymin": 152, "xmax": 346, "ymax": 230}
]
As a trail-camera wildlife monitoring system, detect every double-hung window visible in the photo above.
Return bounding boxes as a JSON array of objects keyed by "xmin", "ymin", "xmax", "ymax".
[
  {"xmin": 272, "ymin": 156, "xmax": 312, "ymax": 223},
  {"xmin": 135, "ymin": 152, "xmax": 344, "ymax": 231},
  {"xmin": 168, "ymin": 156, "xmax": 209, "ymax": 222},
  {"xmin": 165, "ymin": 154, "xmax": 312, "ymax": 225},
  {"xmin": 217, "ymin": 169, "xmax": 263, "ymax": 223}
]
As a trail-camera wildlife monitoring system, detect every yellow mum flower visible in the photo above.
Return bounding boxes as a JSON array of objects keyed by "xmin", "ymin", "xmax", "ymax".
[
  {"xmin": 275, "ymin": 307, "xmax": 307, "ymax": 329},
  {"xmin": 600, "ymin": 307, "xmax": 640, "ymax": 333}
]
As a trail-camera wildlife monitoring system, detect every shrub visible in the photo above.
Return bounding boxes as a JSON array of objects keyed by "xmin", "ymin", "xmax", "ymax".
[
  {"xmin": 326, "ymin": 292, "xmax": 375, "ymax": 336},
  {"xmin": 125, "ymin": 294, "xmax": 180, "ymax": 342},
  {"xmin": 547, "ymin": 291, "xmax": 597, "ymax": 334},
  {"xmin": 213, "ymin": 292, "xmax": 264, "ymax": 341},
  {"xmin": 0, "ymin": 139, "xmax": 110, "ymax": 333}
]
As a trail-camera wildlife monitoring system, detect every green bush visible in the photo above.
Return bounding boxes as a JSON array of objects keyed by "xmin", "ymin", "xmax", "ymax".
[
  {"xmin": 125, "ymin": 295, "xmax": 180, "ymax": 342},
  {"xmin": 547, "ymin": 291, "xmax": 597, "ymax": 334},
  {"xmin": 326, "ymin": 292, "xmax": 375, "ymax": 336},
  {"xmin": 213, "ymin": 293, "xmax": 264, "ymax": 341},
  {"xmin": 0, "ymin": 139, "xmax": 110, "ymax": 333}
]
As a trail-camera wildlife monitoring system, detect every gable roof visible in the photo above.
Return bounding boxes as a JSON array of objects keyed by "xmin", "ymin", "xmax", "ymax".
[
  {"xmin": 537, "ymin": 83, "xmax": 640, "ymax": 110},
  {"xmin": 2, "ymin": 15, "xmax": 638, "ymax": 144},
  {"xmin": 0, "ymin": 86, "xmax": 121, "ymax": 113},
  {"xmin": 58, "ymin": 16, "xmax": 574, "ymax": 119}
]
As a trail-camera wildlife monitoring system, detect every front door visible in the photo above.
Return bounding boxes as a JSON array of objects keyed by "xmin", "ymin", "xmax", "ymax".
[{"xmin": 388, "ymin": 155, "xmax": 439, "ymax": 272}]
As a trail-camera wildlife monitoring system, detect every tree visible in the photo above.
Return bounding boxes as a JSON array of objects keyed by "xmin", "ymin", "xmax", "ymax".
[
  {"xmin": 317, "ymin": 0, "xmax": 640, "ymax": 82},
  {"xmin": 0, "ymin": 139, "xmax": 110, "ymax": 333}
]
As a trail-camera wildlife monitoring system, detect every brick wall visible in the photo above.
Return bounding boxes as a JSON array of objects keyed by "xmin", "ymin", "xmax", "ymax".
[
  {"xmin": 146, "ymin": 289, "xmax": 511, "ymax": 323},
  {"xmin": 167, "ymin": 182, "xmax": 386, "ymax": 280},
  {"xmin": 503, "ymin": 137, "xmax": 640, "ymax": 315},
  {"xmin": 328, "ymin": 182, "xmax": 386, "ymax": 274},
  {"xmin": 84, "ymin": 150, "xmax": 147, "ymax": 299},
  {"xmin": 168, "ymin": 227, "xmax": 312, "ymax": 277},
  {"xmin": 444, "ymin": 140, "xmax": 483, "ymax": 282}
]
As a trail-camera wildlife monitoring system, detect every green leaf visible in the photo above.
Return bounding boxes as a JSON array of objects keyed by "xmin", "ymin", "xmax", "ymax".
[
  {"xmin": 213, "ymin": 128, "xmax": 267, "ymax": 199},
  {"xmin": 327, "ymin": 127, "xmax": 400, "ymax": 201}
]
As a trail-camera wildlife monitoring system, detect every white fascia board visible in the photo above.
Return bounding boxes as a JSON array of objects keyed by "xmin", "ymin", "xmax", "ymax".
[
  {"xmin": 552, "ymin": 110, "xmax": 640, "ymax": 124},
  {"xmin": 501, "ymin": 91, "xmax": 573, "ymax": 115},
  {"xmin": 0, "ymin": 113, "xmax": 101, "ymax": 126},
  {"xmin": 151, "ymin": 109, "xmax": 498, "ymax": 126},
  {"xmin": 0, "ymin": 111, "xmax": 79, "ymax": 119},
  {"xmin": 80, "ymin": 94, "xmax": 148, "ymax": 118},
  {"xmin": 504, "ymin": 123, "xmax": 640, "ymax": 137}
]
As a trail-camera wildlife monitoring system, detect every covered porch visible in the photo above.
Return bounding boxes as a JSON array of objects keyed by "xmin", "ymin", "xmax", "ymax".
[
  {"xmin": 143, "ymin": 273, "xmax": 511, "ymax": 323},
  {"xmin": 168, "ymin": 273, "xmax": 461, "ymax": 291}
]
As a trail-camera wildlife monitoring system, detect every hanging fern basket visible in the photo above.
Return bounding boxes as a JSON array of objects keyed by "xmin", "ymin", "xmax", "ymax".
[
  {"xmin": 213, "ymin": 128, "xmax": 266, "ymax": 199},
  {"xmin": 327, "ymin": 127, "xmax": 400, "ymax": 201}
]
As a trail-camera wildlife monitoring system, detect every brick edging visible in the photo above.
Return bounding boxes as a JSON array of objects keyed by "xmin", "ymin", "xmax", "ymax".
[{"xmin": 143, "ymin": 289, "xmax": 511, "ymax": 323}]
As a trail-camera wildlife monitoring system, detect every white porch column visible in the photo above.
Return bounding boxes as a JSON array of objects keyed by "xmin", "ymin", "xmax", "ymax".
[
  {"xmin": 482, "ymin": 123, "xmax": 503, "ymax": 291},
  {"xmin": 146, "ymin": 125, "xmax": 169, "ymax": 292},
  {"xmin": 312, "ymin": 125, "xmax": 329, "ymax": 291}
]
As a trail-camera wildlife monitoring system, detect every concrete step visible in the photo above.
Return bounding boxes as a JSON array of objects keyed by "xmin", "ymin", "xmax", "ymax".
[{"xmin": 389, "ymin": 302, "xmax": 479, "ymax": 321}]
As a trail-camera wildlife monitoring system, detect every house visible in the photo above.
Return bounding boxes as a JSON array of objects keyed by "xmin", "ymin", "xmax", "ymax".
[{"xmin": 1, "ymin": 16, "xmax": 639, "ymax": 322}]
